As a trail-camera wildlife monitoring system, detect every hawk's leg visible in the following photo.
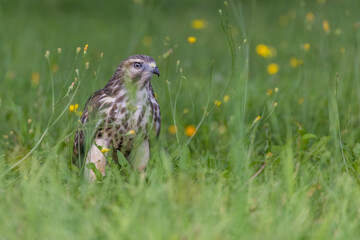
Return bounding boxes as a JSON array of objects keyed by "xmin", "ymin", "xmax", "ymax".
[
  {"xmin": 128, "ymin": 140, "xmax": 149, "ymax": 177},
  {"xmin": 85, "ymin": 138, "xmax": 109, "ymax": 181}
]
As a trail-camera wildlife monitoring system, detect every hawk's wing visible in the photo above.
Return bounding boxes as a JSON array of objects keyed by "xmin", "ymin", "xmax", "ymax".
[{"xmin": 72, "ymin": 89, "xmax": 104, "ymax": 166}]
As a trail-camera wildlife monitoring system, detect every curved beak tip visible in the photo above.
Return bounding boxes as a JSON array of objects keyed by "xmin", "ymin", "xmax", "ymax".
[{"xmin": 153, "ymin": 66, "xmax": 160, "ymax": 77}]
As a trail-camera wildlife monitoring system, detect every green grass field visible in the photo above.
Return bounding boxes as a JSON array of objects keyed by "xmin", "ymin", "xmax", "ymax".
[{"xmin": 1, "ymin": 0, "xmax": 360, "ymax": 239}]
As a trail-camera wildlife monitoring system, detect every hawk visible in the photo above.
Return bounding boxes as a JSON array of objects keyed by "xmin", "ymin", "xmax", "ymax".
[{"xmin": 73, "ymin": 55, "xmax": 161, "ymax": 181}]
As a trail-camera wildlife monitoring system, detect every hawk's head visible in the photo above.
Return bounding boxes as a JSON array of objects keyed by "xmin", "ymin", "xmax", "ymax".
[{"xmin": 120, "ymin": 55, "xmax": 159, "ymax": 82}]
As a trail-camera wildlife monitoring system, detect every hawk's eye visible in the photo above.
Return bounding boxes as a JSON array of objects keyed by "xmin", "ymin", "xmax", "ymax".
[{"xmin": 134, "ymin": 62, "xmax": 142, "ymax": 69}]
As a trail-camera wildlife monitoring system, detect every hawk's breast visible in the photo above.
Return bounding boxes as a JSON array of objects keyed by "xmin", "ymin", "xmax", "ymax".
[{"xmin": 96, "ymin": 87, "xmax": 156, "ymax": 154}]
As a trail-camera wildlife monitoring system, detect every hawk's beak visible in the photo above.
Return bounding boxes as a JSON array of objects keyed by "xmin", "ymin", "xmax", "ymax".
[{"xmin": 152, "ymin": 66, "xmax": 160, "ymax": 77}]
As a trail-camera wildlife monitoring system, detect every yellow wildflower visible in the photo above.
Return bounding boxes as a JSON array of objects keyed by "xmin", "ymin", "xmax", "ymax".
[
  {"xmin": 191, "ymin": 19, "xmax": 207, "ymax": 29},
  {"xmin": 256, "ymin": 44, "xmax": 274, "ymax": 58},
  {"xmin": 128, "ymin": 130, "xmax": 136, "ymax": 135},
  {"xmin": 187, "ymin": 36, "xmax": 197, "ymax": 44},
  {"xmin": 168, "ymin": 125, "xmax": 177, "ymax": 134},
  {"xmin": 278, "ymin": 15, "xmax": 289, "ymax": 26},
  {"xmin": 303, "ymin": 43, "xmax": 310, "ymax": 51},
  {"xmin": 84, "ymin": 44, "xmax": 88, "ymax": 54},
  {"xmin": 75, "ymin": 104, "xmax": 79, "ymax": 111},
  {"xmin": 267, "ymin": 63, "xmax": 279, "ymax": 75},
  {"xmin": 31, "ymin": 72, "xmax": 40, "ymax": 86},
  {"xmin": 290, "ymin": 57, "xmax": 302, "ymax": 68},
  {"xmin": 185, "ymin": 125, "xmax": 196, "ymax": 137},
  {"xmin": 340, "ymin": 47, "xmax": 346, "ymax": 55},
  {"xmin": 183, "ymin": 108, "xmax": 189, "ymax": 114},
  {"xmin": 214, "ymin": 100, "xmax": 221, "ymax": 107},
  {"xmin": 101, "ymin": 148, "xmax": 110, "ymax": 153},
  {"xmin": 266, "ymin": 89, "xmax": 273, "ymax": 96},
  {"xmin": 266, "ymin": 152, "xmax": 273, "ymax": 158},
  {"xmin": 254, "ymin": 116, "xmax": 261, "ymax": 123},
  {"xmin": 223, "ymin": 95, "xmax": 230, "ymax": 103},
  {"xmin": 323, "ymin": 20, "xmax": 330, "ymax": 33},
  {"xmin": 306, "ymin": 12, "xmax": 314, "ymax": 22},
  {"xmin": 51, "ymin": 63, "xmax": 59, "ymax": 73},
  {"xmin": 69, "ymin": 105, "xmax": 75, "ymax": 112},
  {"xmin": 288, "ymin": 9, "xmax": 296, "ymax": 18},
  {"xmin": 142, "ymin": 36, "xmax": 153, "ymax": 46}
]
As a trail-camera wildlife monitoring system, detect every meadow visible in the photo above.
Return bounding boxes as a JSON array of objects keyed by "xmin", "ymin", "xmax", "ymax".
[{"xmin": 1, "ymin": 0, "xmax": 360, "ymax": 239}]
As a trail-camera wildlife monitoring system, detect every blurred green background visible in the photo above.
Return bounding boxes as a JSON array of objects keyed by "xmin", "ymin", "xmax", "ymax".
[
  {"xmin": 1, "ymin": 0, "xmax": 360, "ymax": 239},
  {"xmin": 1, "ymin": 0, "xmax": 360, "ymax": 138}
]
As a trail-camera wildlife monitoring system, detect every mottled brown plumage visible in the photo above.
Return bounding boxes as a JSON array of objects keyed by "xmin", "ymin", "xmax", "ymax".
[{"xmin": 73, "ymin": 55, "xmax": 160, "ymax": 181}]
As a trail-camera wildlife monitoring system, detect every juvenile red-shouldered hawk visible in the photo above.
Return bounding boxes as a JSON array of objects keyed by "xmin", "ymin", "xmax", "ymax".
[{"xmin": 73, "ymin": 55, "xmax": 160, "ymax": 181}]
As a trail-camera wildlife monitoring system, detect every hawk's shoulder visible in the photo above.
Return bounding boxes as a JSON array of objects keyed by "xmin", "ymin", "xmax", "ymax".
[{"xmin": 80, "ymin": 89, "xmax": 105, "ymax": 124}]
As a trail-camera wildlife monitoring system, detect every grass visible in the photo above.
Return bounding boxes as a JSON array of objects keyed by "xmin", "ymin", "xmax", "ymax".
[{"xmin": 1, "ymin": 0, "xmax": 360, "ymax": 239}]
